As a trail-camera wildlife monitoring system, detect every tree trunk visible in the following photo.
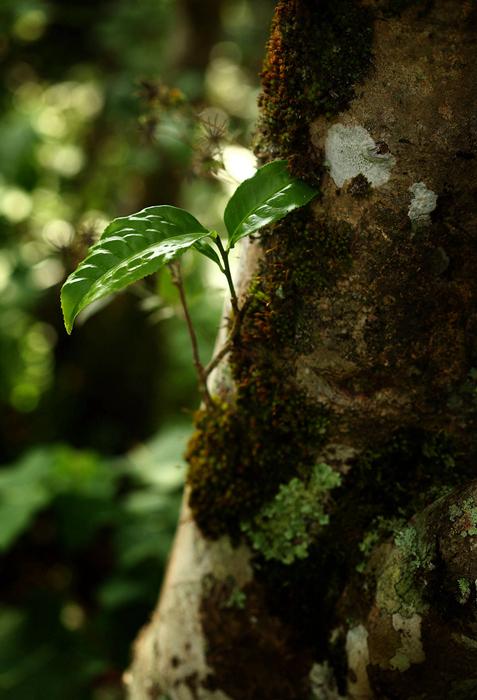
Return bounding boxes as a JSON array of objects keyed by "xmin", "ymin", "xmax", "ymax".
[{"xmin": 127, "ymin": 1, "xmax": 477, "ymax": 698}]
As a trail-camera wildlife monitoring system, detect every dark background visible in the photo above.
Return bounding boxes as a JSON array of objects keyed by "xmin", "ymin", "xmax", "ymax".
[{"xmin": 0, "ymin": 1, "xmax": 273, "ymax": 697}]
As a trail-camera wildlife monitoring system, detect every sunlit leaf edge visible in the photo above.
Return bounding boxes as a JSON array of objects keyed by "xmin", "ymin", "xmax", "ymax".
[
  {"xmin": 61, "ymin": 205, "xmax": 210, "ymax": 333},
  {"xmin": 223, "ymin": 159, "xmax": 318, "ymax": 249}
]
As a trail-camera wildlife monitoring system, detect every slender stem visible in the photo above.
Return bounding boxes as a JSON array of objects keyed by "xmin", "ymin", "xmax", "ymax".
[
  {"xmin": 204, "ymin": 340, "xmax": 231, "ymax": 378},
  {"xmin": 204, "ymin": 296, "xmax": 251, "ymax": 378},
  {"xmin": 214, "ymin": 236, "xmax": 239, "ymax": 316},
  {"xmin": 169, "ymin": 262, "xmax": 213, "ymax": 409}
]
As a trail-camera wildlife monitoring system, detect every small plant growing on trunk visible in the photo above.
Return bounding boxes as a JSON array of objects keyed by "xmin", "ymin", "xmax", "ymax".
[{"xmin": 60, "ymin": 160, "xmax": 317, "ymax": 405}]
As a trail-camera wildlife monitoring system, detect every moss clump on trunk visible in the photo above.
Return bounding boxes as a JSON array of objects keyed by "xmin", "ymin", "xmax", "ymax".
[
  {"xmin": 186, "ymin": 204, "xmax": 353, "ymax": 542},
  {"xmin": 186, "ymin": 373, "xmax": 329, "ymax": 541},
  {"xmin": 256, "ymin": 0, "xmax": 373, "ymax": 178}
]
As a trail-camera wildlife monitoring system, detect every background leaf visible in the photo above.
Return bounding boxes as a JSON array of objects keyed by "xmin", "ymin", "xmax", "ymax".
[
  {"xmin": 224, "ymin": 159, "xmax": 318, "ymax": 248},
  {"xmin": 61, "ymin": 206, "xmax": 211, "ymax": 333},
  {"xmin": 0, "ymin": 446, "xmax": 114, "ymax": 552}
]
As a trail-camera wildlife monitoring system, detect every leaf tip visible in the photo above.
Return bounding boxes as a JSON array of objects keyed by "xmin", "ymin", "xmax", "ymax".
[
  {"xmin": 60, "ymin": 289, "xmax": 73, "ymax": 335},
  {"xmin": 62, "ymin": 313, "xmax": 73, "ymax": 335}
]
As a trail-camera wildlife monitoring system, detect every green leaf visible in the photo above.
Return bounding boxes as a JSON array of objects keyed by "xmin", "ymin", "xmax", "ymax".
[
  {"xmin": 193, "ymin": 240, "xmax": 222, "ymax": 269},
  {"xmin": 224, "ymin": 159, "xmax": 318, "ymax": 249},
  {"xmin": 61, "ymin": 205, "xmax": 210, "ymax": 333}
]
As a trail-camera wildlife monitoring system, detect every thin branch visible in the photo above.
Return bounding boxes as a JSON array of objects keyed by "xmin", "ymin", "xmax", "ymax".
[
  {"xmin": 169, "ymin": 261, "xmax": 213, "ymax": 409},
  {"xmin": 204, "ymin": 296, "xmax": 251, "ymax": 378},
  {"xmin": 204, "ymin": 341, "xmax": 231, "ymax": 378},
  {"xmin": 169, "ymin": 245, "xmax": 249, "ymax": 407},
  {"xmin": 214, "ymin": 236, "xmax": 239, "ymax": 316}
]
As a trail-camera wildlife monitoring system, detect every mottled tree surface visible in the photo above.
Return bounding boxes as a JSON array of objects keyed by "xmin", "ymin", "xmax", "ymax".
[{"xmin": 128, "ymin": 2, "xmax": 477, "ymax": 698}]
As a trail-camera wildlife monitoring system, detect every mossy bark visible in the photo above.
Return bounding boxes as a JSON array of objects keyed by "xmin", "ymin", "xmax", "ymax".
[{"xmin": 127, "ymin": 2, "xmax": 477, "ymax": 698}]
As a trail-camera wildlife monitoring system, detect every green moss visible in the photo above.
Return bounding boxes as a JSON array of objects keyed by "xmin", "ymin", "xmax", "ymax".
[
  {"xmin": 186, "ymin": 202, "xmax": 354, "ymax": 542},
  {"xmin": 241, "ymin": 463, "xmax": 341, "ymax": 564},
  {"xmin": 186, "ymin": 198, "xmax": 355, "ymax": 541},
  {"xmin": 376, "ymin": 518, "xmax": 435, "ymax": 617},
  {"xmin": 187, "ymin": 206, "xmax": 354, "ymax": 545},
  {"xmin": 394, "ymin": 523, "xmax": 434, "ymax": 573},
  {"xmin": 224, "ymin": 586, "xmax": 247, "ymax": 610},
  {"xmin": 256, "ymin": 0, "xmax": 373, "ymax": 177},
  {"xmin": 186, "ymin": 376, "xmax": 329, "ymax": 540},
  {"xmin": 250, "ymin": 208, "xmax": 352, "ymax": 349},
  {"xmin": 457, "ymin": 577, "xmax": 472, "ymax": 605},
  {"xmin": 349, "ymin": 430, "xmax": 464, "ymax": 523},
  {"xmin": 448, "ymin": 496, "xmax": 477, "ymax": 537},
  {"xmin": 237, "ymin": 429, "xmax": 468, "ymax": 663},
  {"xmin": 312, "ymin": 429, "xmax": 469, "ymax": 598},
  {"xmin": 338, "ymin": 430, "xmax": 477, "ymax": 612},
  {"xmin": 356, "ymin": 516, "xmax": 404, "ymax": 572}
]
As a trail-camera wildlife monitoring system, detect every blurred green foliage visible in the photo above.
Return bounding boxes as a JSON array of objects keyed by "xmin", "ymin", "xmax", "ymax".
[
  {"xmin": 0, "ymin": 430, "xmax": 187, "ymax": 700},
  {"xmin": 0, "ymin": 0, "xmax": 273, "ymax": 696}
]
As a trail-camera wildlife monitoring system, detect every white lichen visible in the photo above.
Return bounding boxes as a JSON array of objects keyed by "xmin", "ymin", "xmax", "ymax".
[
  {"xmin": 408, "ymin": 182, "xmax": 437, "ymax": 226},
  {"xmin": 324, "ymin": 123, "xmax": 396, "ymax": 188}
]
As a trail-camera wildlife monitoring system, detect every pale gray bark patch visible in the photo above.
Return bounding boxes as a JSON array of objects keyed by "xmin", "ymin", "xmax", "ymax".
[
  {"xmin": 346, "ymin": 625, "xmax": 372, "ymax": 700},
  {"xmin": 126, "ymin": 499, "xmax": 252, "ymax": 699}
]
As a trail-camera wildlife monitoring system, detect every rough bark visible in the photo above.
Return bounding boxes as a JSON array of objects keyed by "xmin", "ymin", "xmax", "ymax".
[{"xmin": 127, "ymin": 2, "xmax": 477, "ymax": 698}]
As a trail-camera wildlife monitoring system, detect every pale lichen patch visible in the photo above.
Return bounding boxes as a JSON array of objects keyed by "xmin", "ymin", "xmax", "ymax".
[
  {"xmin": 309, "ymin": 662, "xmax": 345, "ymax": 700},
  {"xmin": 389, "ymin": 613, "xmax": 425, "ymax": 672},
  {"xmin": 346, "ymin": 624, "xmax": 372, "ymax": 699},
  {"xmin": 408, "ymin": 182, "xmax": 438, "ymax": 226},
  {"xmin": 375, "ymin": 539, "xmax": 430, "ymax": 618},
  {"xmin": 324, "ymin": 123, "xmax": 396, "ymax": 188}
]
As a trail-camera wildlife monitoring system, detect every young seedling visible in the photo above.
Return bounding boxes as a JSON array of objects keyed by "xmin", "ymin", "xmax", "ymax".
[{"xmin": 60, "ymin": 159, "xmax": 318, "ymax": 406}]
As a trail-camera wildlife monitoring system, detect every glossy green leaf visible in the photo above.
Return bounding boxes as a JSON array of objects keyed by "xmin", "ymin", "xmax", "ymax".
[
  {"xmin": 224, "ymin": 159, "xmax": 318, "ymax": 249},
  {"xmin": 61, "ymin": 205, "xmax": 210, "ymax": 333},
  {"xmin": 193, "ymin": 239, "xmax": 222, "ymax": 268}
]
